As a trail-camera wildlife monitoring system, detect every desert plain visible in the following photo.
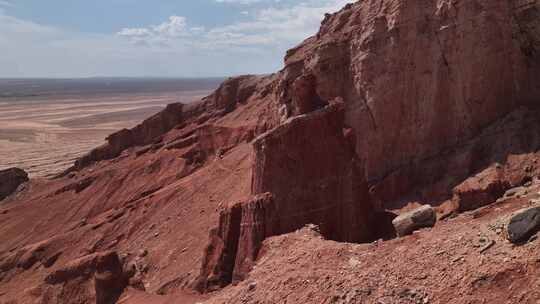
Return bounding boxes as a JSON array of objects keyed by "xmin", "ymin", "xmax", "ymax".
[{"xmin": 0, "ymin": 78, "xmax": 220, "ymax": 177}]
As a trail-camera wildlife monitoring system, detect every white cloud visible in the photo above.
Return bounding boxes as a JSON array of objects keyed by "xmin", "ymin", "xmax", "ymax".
[
  {"xmin": 118, "ymin": 15, "xmax": 206, "ymax": 46},
  {"xmin": 206, "ymin": 0, "xmax": 351, "ymax": 46},
  {"xmin": 118, "ymin": 0, "xmax": 351, "ymax": 49},
  {"xmin": 0, "ymin": 0, "xmax": 352, "ymax": 77}
]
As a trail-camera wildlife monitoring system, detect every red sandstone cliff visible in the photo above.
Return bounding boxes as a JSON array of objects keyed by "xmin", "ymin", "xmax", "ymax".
[{"xmin": 1, "ymin": 0, "xmax": 540, "ymax": 303}]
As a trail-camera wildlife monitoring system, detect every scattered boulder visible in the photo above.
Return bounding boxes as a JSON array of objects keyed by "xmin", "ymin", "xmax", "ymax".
[
  {"xmin": 507, "ymin": 206, "xmax": 540, "ymax": 244},
  {"xmin": 0, "ymin": 168, "xmax": 29, "ymax": 201},
  {"xmin": 452, "ymin": 166, "xmax": 510, "ymax": 212},
  {"xmin": 392, "ymin": 205, "xmax": 436, "ymax": 237}
]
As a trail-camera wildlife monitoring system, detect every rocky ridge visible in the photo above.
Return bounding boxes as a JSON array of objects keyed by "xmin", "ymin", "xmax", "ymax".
[{"xmin": 0, "ymin": 0, "xmax": 540, "ymax": 303}]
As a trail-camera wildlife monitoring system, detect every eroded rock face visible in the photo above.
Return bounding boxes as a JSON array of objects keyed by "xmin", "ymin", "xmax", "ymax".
[
  {"xmin": 194, "ymin": 193, "xmax": 273, "ymax": 292},
  {"xmin": 0, "ymin": 168, "xmax": 28, "ymax": 201},
  {"xmin": 196, "ymin": 103, "xmax": 375, "ymax": 292},
  {"xmin": 204, "ymin": 75, "xmax": 263, "ymax": 114},
  {"xmin": 277, "ymin": 0, "xmax": 540, "ymax": 205},
  {"xmin": 251, "ymin": 102, "xmax": 374, "ymax": 243},
  {"xmin": 3, "ymin": 0, "xmax": 540, "ymax": 302},
  {"xmin": 73, "ymin": 103, "xmax": 189, "ymax": 171}
]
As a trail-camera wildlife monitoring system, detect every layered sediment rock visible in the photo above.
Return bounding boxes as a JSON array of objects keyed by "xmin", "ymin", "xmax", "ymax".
[
  {"xmin": 276, "ymin": 0, "xmax": 540, "ymax": 205},
  {"xmin": 250, "ymin": 102, "xmax": 374, "ymax": 243},
  {"xmin": 73, "ymin": 103, "xmax": 188, "ymax": 170},
  {"xmin": 196, "ymin": 103, "xmax": 375, "ymax": 291},
  {"xmin": 194, "ymin": 0, "xmax": 540, "ymax": 291},
  {"xmin": 195, "ymin": 193, "xmax": 273, "ymax": 292}
]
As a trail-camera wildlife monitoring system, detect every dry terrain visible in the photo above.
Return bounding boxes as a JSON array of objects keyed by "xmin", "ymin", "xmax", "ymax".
[
  {"xmin": 0, "ymin": 1, "xmax": 539, "ymax": 304},
  {"xmin": 0, "ymin": 90, "xmax": 211, "ymax": 177}
]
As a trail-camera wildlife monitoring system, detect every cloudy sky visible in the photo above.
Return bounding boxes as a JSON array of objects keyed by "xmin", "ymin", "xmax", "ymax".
[{"xmin": 0, "ymin": 0, "xmax": 352, "ymax": 78}]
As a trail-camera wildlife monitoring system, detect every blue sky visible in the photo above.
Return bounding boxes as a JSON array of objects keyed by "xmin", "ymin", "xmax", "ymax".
[{"xmin": 0, "ymin": 0, "xmax": 351, "ymax": 78}]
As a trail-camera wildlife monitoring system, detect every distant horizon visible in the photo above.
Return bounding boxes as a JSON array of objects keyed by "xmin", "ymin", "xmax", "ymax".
[
  {"xmin": 0, "ymin": 0, "xmax": 352, "ymax": 78},
  {"xmin": 0, "ymin": 77, "xmax": 225, "ymax": 99},
  {"xmin": 0, "ymin": 76, "xmax": 230, "ymax": 80}
]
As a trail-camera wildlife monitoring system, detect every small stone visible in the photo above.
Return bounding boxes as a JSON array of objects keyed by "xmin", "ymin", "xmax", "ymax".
[
  {"xmin": 248, "ymin": 282, "xmax": 257, "ymax": 291},
  {"xmin": 479, "ymin": 239, "xmax": 495, "ymax": 253},
  {"xmin": 505, "ymin": 188, "xmax": 519, "ymax": 197},
  {"xmin": 451, "ymin": 256, "xmax": 463, "ymax": 263},
  {"xmin": 392, "ymin": 205, "xmax": 436, "ymax": 236},
  {"xmin": 507, "ymin": 206, "xmax": 540, "ymax": 244},
  {"xmin": 154, "ymin": 232, "xmax": 160, "ymax": 238},
  {"xmin": 138, "ymin": 249, "xmax": 148, "ymax": 258}
]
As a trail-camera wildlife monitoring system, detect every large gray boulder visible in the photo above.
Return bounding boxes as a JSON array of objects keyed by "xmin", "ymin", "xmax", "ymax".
[
  {"xmin": 392, "ymin": 205, "xmax": 436, "ymax": 237},
  {"xmin": 507, "ymin": 206, "xmax": 540, "ymax": 244},
  {"xmin": 0, "ymin": 167, "xmax": 28, "ymax": 201}
]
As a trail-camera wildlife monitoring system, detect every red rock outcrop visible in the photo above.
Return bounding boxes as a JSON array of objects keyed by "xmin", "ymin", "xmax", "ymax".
[
  {"xmin": 250, "ymin": 102, "xmax": 374, "ymax": 243},
  {"xmin": 195, "ymin": 102, "xmax": 375, "ymax": 291},
  {"xmin": 203, "ymin": 75, "xmax": 266, "ymax": 114},
  {"xmin": 0, "ymin": 168, "xmax": 28, "ymax": 201},
  {"xmin": 276, "ymin": 0, "xmax": 540, "ymax": 206},
  {"xmin": 194, "ymin": 193, "xmax": 272, "ymax": 292},
  {"xmin": 72, "ymin": 103, "xmax": 188, "ymax": 171}
]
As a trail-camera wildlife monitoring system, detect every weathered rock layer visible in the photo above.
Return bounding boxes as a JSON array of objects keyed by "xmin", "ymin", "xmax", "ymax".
[
  {"xmin": 277, "ymin": 0, "xmax": 540, "ymax": 206},
  {"xmin": 195, "ymin": 102, "xmax": 375, "ymax": 291}
]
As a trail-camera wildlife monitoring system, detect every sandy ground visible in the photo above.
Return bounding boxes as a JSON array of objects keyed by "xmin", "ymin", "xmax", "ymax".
[{"xmin": 0, "ymin": 91, "xmax": 209, "ymax": 177}]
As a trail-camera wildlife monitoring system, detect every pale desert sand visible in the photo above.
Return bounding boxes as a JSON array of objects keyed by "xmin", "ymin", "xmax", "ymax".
[{"xmin": 0, "ymin": 91, "xmax": 209, "ymax": 177}]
